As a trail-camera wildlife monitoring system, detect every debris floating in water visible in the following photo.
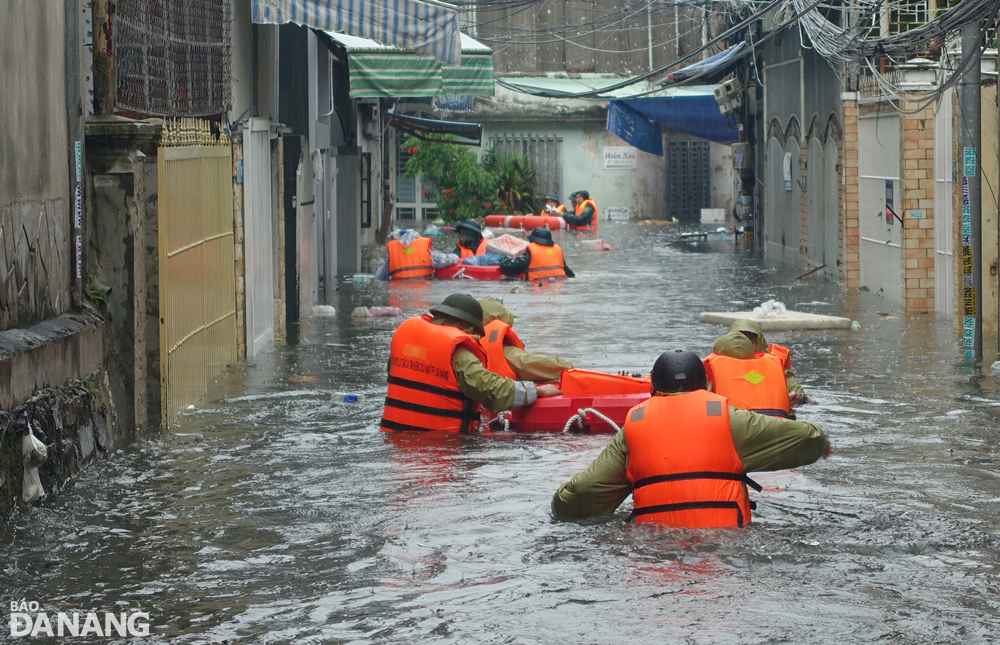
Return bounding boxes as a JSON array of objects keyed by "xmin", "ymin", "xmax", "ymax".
[{"xmin": 313, "ymin": 305, "xmax": 336, "ymax": 316}]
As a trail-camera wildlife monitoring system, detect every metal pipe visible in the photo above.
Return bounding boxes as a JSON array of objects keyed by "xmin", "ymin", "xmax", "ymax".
[{"xmin": 961, "ymin": 23, "xmax": 983, "ymax": 361}]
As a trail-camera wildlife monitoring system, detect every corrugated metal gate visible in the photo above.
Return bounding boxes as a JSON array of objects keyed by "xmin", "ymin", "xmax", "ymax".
[
  {"xmin": 666, "ymin": 139, "xmax": 710, "ymax": 221},
  {"xmin": 244, "ymin": 118, "xmax": 275, "ymax": 356},
  {"xmin": 858, "ymin": 114, "xmax": 902, "ymax": 302},
  {"xmin": 158, "ymin": 140, "xmax": 236, "ymax": 425}
]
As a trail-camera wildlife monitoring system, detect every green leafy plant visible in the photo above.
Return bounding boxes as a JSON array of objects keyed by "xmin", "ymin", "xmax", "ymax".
[
  {"xmin": 482, "ymin": 150, "xmax": 538, "ymax": 215},
  {"xmin": 400, "ymin": 136, "xmax": 542, "ymax": 222},
  {"xmin": 401, "ymin": 135, "xmax": 499, "ymax": 223},
  {"xmin": 84, "ymin": 281, "xmax": 109, "ymax": 305}
]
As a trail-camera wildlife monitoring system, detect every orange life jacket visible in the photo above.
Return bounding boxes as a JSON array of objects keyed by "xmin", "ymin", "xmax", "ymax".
[
  {"xmin": 767, "ymin": 343, "xmax": 791, "ymax": 370},
  {"xmin": 525, "ymin": 242, "xmax": 566, "ymax": 281},
  {"xmin": 559, "ymin": 369, "xmax": 650, "ymax": 396},
  {"xmin": 458, "ymin": 238, "xmax": 488, "ymax": 259},
  {"xmin": 387, "ymin": 237, "xmax": 434, "ymax": 279},
  {"xmin": 702, "ymin": 352, "xmax": 790, "ymax": 417},
  {"xmin": 481, "ymin": 319, "xmax": 524, "ymax": 380},
  {"xmin": 572, "ymin": 198, "xmax": 598, "ymax": 231},
  {"xmin": 624, "ymin": 391, "xmax": 756, "ymax": 528},
  {"xmin": 380, "ymin": 315, "xmax": 486, "ymax": 433}
]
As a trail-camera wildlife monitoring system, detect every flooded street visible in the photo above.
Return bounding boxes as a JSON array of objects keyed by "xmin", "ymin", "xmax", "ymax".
[{"xmin": 3, "ymin": 222, "xmax": 1000, "ymax": 644}]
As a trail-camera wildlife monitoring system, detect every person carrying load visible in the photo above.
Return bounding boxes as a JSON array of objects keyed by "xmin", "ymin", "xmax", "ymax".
[
  {"xmin": 563, "ymin": 190, "xmax": 598, "ymax": 232},
  {"xmin": 540, "ymin": 193, "xmax": 567, "ymax": 216},
  {"xmin": 452, "ymin": 219, "xmax": 488, "ymax": 259},
  {"xmin": 707, "ymin": 319, "xmax": 807, "ymax": 409},
  {"xmin": 479, "ymin": 298, "xmax": 573, "ymax": 382},
  {"xmin": 551, "ymin": 349, "xmax": 831, "ymax": 527},
  {"xmin": 375, "ymin": 229, "xmax": 459, "ymax": 280},
  {"xmin": 380, "ymin": 294, "xmax": 561, "ymax": 433},
  {"xmin": 499, "ymin": 228, "xmax": 575, "ymax": 281}
]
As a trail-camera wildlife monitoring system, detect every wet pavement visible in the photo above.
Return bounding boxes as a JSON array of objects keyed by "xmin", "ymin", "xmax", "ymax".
[{"xmin": 3, "ymin": 222, "xmax": 1000, "ymax": 644}]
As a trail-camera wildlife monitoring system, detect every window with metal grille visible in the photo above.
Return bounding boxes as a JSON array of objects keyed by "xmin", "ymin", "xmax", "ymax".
[
  {"xmin": 666, "ymin": 139, "xmax": 710, "ymax": 222},
  {"xmin": 488, "ymin": 135, "xmax": 562, "ymax": 198},
  {"xmin": 115, "ymin": 0, "xmax": 232, "ymax": 117},
  {"xmin": 393, "ymin": 131, "xmax": 439, "ymax": 221}
]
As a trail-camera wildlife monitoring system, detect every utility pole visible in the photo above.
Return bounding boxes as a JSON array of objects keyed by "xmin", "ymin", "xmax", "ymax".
[{"xmin": 960, "ymin": 23, "xmax": 982, "ymax": 361}]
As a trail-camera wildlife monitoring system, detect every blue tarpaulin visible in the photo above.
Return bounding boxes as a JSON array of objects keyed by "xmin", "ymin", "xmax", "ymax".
[
  {"xmin": 663, "ymin": 42, "xmax": 748, "ymax": 84},
  {"xmin": 607, "ymin": 91, "xmax": 739, "ymax": 155}
]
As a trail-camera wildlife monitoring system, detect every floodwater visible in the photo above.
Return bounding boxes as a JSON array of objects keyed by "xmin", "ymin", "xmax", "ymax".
[{"xmin": 3, "ymin": 222, "xmax": 1000, "ymax": 644}]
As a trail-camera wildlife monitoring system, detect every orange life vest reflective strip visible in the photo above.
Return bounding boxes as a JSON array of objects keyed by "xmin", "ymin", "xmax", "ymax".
[
  {"xmin": 559, "ymin": 369, "xmax": 650, "ymax": 396},
  {"xmin": 703, "ymin": 352, "xmax": 790, "ymax": 417},
  {"xmin": 767, "ymin": 343, "xmax": 791, "ymax": 370},
  {"xmin": 387, "ymin": 237, "xmax": 434, "ymax": 279},
  {"xmin": 380, "ymin": 315, "xmax": 487, "ymax": 433},
  {"xmin": 572, "ymin": 198, "xmax": 598, "ymax": 231},
  {"xmin": 481, "ymin": 319, "xmax": 524, "ymax": 380},
  {"xmin": 624, "ymin": 391, "xmax": 756, "ymax": 528},
  {"xmin": 458, "ymin": 238, "xmax": 488, "ymax": 259},
  {"xmin": 525, "ymin": 242, "xmax": 566, "ymax": 281}
]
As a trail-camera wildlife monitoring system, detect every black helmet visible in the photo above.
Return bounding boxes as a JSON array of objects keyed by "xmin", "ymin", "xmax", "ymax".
[
  {"xmin": 527, "ymin": 228, "xmax": 554, "ymax": 245},
  {"xmin": 429, "ymin": 293, "xmax": 484, "ymax": 334},
  {"xmin": 543, "ymin": 193, "xmax": 560, "ymax": 202},
  {"xmin": 577, "ymin": 189, "xmax": 590, "ymax": 200},
  {"xmin": 456, "ymin": 219, "xmax": 482, "ymax": 237},
  {"xmin": 650, "ymin": 350, "xmax": 707, "ymax": 393}
]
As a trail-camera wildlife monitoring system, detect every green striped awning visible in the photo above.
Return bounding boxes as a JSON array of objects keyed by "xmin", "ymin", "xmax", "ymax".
[{"xmin": 324, "ymin": 31, "xmax": 494, "ymax": 98}]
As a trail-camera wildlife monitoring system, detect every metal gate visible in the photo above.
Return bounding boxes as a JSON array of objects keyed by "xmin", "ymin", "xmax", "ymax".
[
  {"xmin": 244, "ymin": 118, "xmax": 275, "ymax": 356},
  {"xmin": 666, "ymin": 139, "xmax": 710, "ymax": 221},
  {"xmin": 858, "ymin": 114, "xmax": 902, "ymax": 302},
  {"xmin": 158, "ymin": 138, "xmax": 236, "ymax": 425},
  {"xmin": 933, "ymin": 89, "xmax": 955, "ymax": 316}
]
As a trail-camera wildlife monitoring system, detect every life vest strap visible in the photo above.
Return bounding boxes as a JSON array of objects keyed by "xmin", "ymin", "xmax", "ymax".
[
  {"xmin": 751, "ymin": 408, "xmax": 789, "ymax": 418},
  {"xmin": 380, "ymin": 418, "xmax": 474, "ymax": 433},
  {"xmin": 630, "ymin": 501, "xmax": 746, "ymax": 527},
  {"xmin": 389, "ymin": 264, "xmax": 433, "ymax": 277},
  {"xmin": 388, "ymin": 375, "xmax": 465, "ymax": 400},
  {"xmin": 383, "ymin": 396, "xmax": 467, "ymax": 419},
  {"xmin": 632, "ymin": 471, "xmax": 762, "ymax": 492}
]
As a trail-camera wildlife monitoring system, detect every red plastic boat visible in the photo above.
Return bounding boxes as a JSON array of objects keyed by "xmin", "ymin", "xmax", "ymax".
[
  {"xmin": 504, "ymin": 369, "xmax": 651, "ymax": 433},
  {"xmin": 434, "ymin": 265, "xmax": 504, "ymax": 280}
]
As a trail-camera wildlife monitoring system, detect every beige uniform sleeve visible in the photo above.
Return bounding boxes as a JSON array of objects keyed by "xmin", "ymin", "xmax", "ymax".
[
  {"xmin": 551, "ymin": 431, "xmax": 632, "ymax": 520},
  {"xmin": 503, "ymin": 345, "xmax": 573, "ymax": 382},
  {"xmin": 728, "ymin": 407, "xmax": 827, "ymax": 472}
]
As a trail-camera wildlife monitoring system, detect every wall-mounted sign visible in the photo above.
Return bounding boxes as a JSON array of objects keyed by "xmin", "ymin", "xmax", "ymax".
[
  {"xmin": 74, "ymin": 185, "xmax": 83, "ymax": 228},
  {"xmin": 963, "ymin": 146, "xmax": 976, "ymax": 177},
  {"xmin": 885, "ymin": 180, "xmax": 895, "ymax": 225},
  {"xmin": 782, "ymin": 152, "xmax": 792, "ymax": 191},
  {"xmin": 75, "ymin": 141, "xmax": 82, "ymax": 182},
  {"xmin": 603, "ymin": 146, "xmax": 637, "ymax": 169},
  {"xmin": 607, "ymin": 206, "xmax": 630, "ymax": 221},
  {"xmin": 907, "ymin": 209, "xmax": 924, "ymax": 219}
]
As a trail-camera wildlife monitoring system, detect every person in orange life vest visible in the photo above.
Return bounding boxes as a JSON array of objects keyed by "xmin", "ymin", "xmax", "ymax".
[
  {"xmin": 380, "ymin": 293, "xmax": 562, "ymax": 433},
  {"xmin": 375, "ymin": 229, "xmax": 460, "ymax": 280},
  {"xmin": 563, "ymin": 189, "xmax": 597, "ymax": 231},
  {"xmin": 479, "ymin": 297, "xmax": 573, "ymax": 382},
  {"xmin": 498, "ymin": 228, "xmax": 575, "ymax": 281},
  {"xmin": 452, "ymin": 219, "xmax": 488, "ymax": 259},
  {"xmin": 540, "ymin": 193, "xmax": 567, "ymax": 216},
  {"xmin": 551, "ymin": 350, "xmax": 831, "ymax": 526},
  {"xmin": 715, "ymin": 318, "xmax": 807, "ymax": 406},
  {"xmin": 702, "ymin": 333, "xmax": 792, "ymax": 418}
]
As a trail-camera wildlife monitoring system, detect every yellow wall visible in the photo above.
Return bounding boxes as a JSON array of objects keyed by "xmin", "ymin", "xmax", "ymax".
[{"xmin": 981, "ymin": 81, "xmax": 999, "ymax": 362}]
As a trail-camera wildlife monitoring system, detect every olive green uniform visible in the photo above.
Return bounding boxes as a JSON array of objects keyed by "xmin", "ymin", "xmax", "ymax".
[{"xmin": 551, "ymin": 397, "xmax": 827, "ymax": 520}]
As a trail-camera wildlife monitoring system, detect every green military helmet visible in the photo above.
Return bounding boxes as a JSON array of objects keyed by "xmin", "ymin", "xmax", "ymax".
[{"xmin": 429, "ymin": 293, "xmax": 485, "ymax": 334}]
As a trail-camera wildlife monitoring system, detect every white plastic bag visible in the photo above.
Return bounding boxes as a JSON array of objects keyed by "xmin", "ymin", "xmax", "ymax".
[
  {"xmin": 21, "ymin": 422, "xmax": 47, "ymax": 502},
  {"xmin": 752, "ymin": 299, "xmax": 787, "ymax": 318}
]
